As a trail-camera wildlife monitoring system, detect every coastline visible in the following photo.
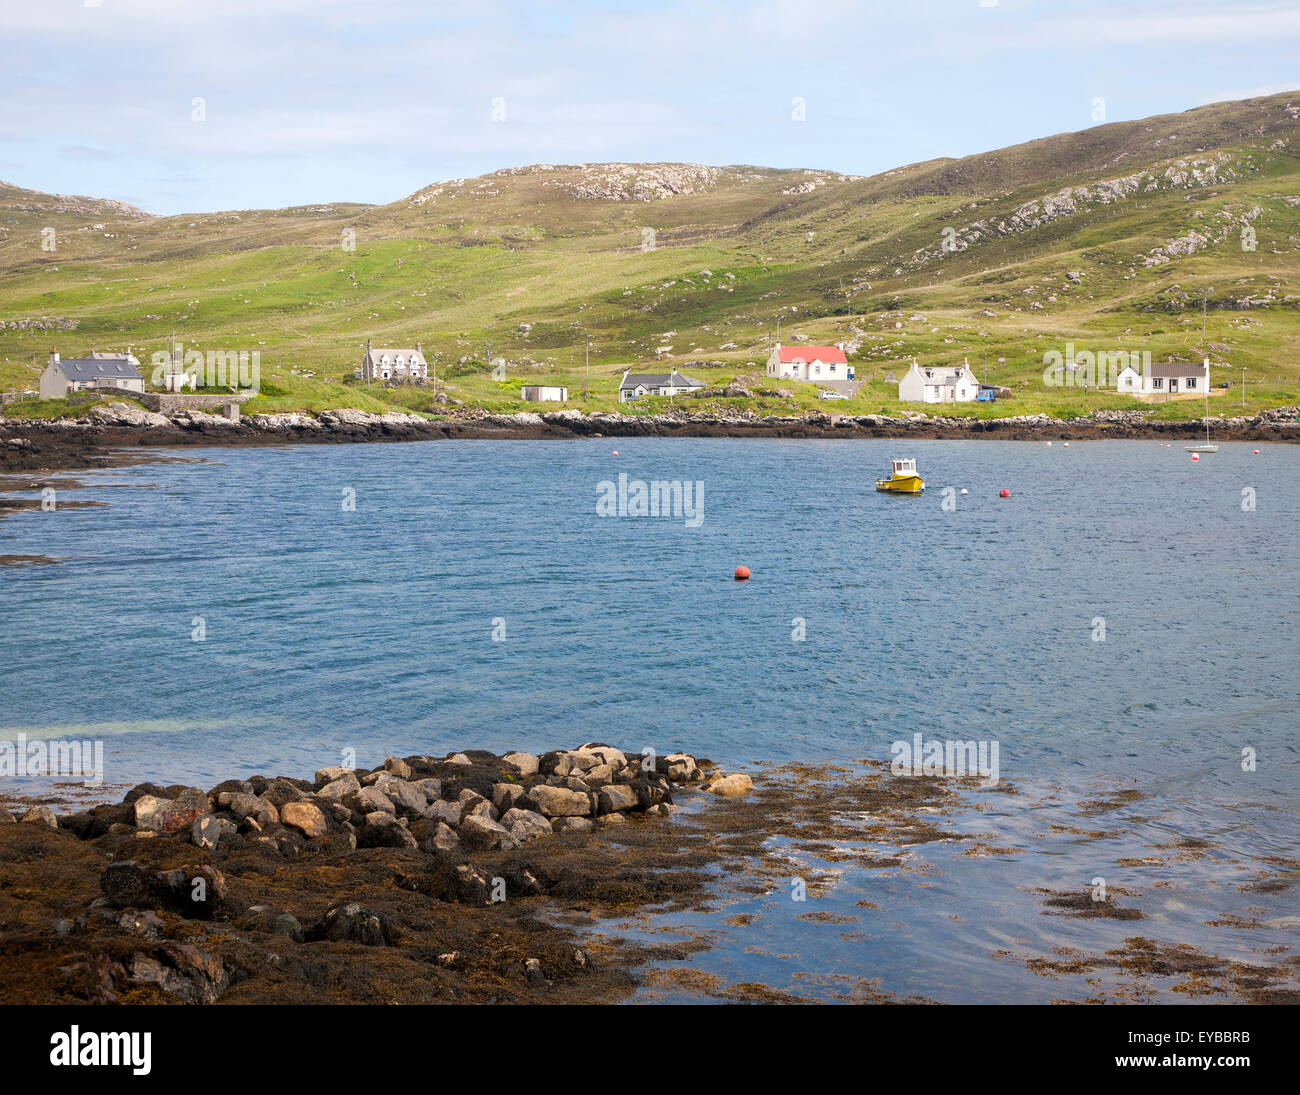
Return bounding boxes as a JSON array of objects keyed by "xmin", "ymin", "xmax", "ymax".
[
  {"xmin": 4, "ymin": 746, "xmax": 1293, "ymax": 1004},
  {"xmin": 1, "ymin": 402, "xmax": 1298, "ymax": 484}
]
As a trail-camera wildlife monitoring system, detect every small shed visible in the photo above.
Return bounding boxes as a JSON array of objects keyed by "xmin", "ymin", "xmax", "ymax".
[{"xmin": 521, "ymin": 384, "xmax": 568, "ymax": 402}]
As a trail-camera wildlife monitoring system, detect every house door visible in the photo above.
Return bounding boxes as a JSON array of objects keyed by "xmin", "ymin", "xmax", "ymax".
[{"xmin": 1169, "ymin": 379, "xmax": 1178, "ymax": 392}]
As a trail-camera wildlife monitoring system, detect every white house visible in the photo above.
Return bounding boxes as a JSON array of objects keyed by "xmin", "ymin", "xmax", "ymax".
[
  {"xmin": 360, "ymin": 339, "xmax": 428, "ymax": 382},
  {"xmin": 1116, "ymin": 360, "xmax": 1210, "ymax": 396},
  {"xmin": 521, "ymin": 384, "xmax": 568, "ymax": 402},
  {"xmin": 618, "ymin": 369, "xmax": 704, "ymax": 402},
  {"xmin": 766, "ymin": 343, "xmax": 850, "ymax": 383},
  {"xmin": 898, "ymin": 360, "xmax": 980, "ymax": 403},
  {"xmin": 39, "ymin": 350, "xmax": 144, "ymax": 399}
]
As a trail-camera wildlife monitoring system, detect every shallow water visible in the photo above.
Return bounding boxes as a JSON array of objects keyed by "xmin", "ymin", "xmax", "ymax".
[{"xmin": 2, "ymin": 437, "xmax": 1297, "ymax": 1000}]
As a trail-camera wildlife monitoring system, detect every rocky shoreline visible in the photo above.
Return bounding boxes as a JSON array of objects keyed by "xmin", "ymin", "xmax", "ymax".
[
  {"xmin": 1, "ymin": 401, "xmax": 1298, "ymax": 479},
  {"xmin": 0, "ymin": 744, "xmax": 761, "ymax": 1004}
]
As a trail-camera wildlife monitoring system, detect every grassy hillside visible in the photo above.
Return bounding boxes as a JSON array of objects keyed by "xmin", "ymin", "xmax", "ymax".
[{"xmin": 2, "ymin": 93, "xmax": 1299, "ymax": 421}]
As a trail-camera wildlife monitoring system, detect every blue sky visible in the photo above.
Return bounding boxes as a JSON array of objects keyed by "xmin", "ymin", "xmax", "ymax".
[{"xmin": 1, "ymin": 0, "xmax": 1298, "ymax": 215}]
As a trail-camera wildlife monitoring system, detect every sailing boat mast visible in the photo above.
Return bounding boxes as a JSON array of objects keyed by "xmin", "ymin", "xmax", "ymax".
[
  {"xmin": 1186, "ymin": 295, "xmax": 1218, "ymax": 452},
  {"xmin": 1203, "ymin": 297, "xmax": 1209, "ymax": 444}
]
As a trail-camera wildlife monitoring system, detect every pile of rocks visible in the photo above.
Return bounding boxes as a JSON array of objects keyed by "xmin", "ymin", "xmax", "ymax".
[{"xmin": 22, "ymin": 744, "xmax": 740, "ymax": 863}]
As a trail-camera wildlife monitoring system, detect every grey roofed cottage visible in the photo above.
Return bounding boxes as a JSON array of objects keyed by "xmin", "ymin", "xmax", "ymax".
[
  {"xmin": 618, "ymin": 368, "xmax": 704, "ymax": 402},
  {"xmin": 359, "ymin": 339, "xmax": 427, "ymax": 382},
  {"xmin": 39, "ymin": 350, "xmax": 144, "ymax": 398}
]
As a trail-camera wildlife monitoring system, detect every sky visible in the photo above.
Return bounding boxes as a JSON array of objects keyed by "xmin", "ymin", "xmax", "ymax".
[{"xmin": 1, "ymin": 0, "xmax": 1298, "ymax": 216}]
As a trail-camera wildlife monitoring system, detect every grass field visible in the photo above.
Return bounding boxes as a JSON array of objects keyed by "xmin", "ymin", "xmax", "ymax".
[{"xmin": 2, "ymin": 94, "xmax": 1298, "ymax": 423}]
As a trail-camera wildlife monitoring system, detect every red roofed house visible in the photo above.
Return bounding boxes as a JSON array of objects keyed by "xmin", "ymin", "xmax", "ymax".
[{"xmin": 766, "ymin": 343, "xmax": 851, "ymax": 383}]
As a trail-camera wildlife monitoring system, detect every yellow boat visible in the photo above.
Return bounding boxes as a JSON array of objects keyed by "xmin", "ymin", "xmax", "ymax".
[{"xmin": 875, "ymin": 457, "xmax": 925, "ymax": 494}]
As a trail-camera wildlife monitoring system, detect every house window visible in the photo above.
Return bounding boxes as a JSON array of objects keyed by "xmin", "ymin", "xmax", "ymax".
[
  {"xmin": 1186, "ymin": 377, "xmax": 1197, "ymax": 389},
  {"xmin": 1152, "ymin": 378, "xmax": 1164, "ymax": 389}
]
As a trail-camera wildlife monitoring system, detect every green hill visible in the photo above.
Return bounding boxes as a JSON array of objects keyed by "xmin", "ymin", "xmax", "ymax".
[{"xmin": 2, "ymin": 92, "xmax": 1299, "ymax": 420}]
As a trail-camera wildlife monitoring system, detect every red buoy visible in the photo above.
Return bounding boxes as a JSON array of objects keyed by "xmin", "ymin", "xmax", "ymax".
[
  {"xmin": 999, "ymin": 489, "xmax": 1010, "ymax": 498},
  {"xmin": 612, "ymin": 450, "xmax": 619, "ymax": 456},
  {"xmin": 1191, "ymin": 453, "xmax": 1199, "ymax": 461},
  {"xmin": 734, "ymin": 565, "xmax": 750, "ymax": 581},
  {"xmin": 1254, "ymin": 449, "xmax": 1260, "ymax": 454}
]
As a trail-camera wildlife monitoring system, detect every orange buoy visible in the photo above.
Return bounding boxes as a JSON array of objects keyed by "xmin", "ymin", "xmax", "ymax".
[
  {"xmin": 734, "ymin": 565, "xmax": 750, "ymax": 581},
  {"xmin": 999, "ymin": 489, "xmax": 1010, "ymax": 498}
]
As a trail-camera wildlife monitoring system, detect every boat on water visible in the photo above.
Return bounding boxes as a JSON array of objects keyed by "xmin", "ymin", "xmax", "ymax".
[{"xmin": 876, "ymin": 457, "xmax": 925, "ymax": 494}]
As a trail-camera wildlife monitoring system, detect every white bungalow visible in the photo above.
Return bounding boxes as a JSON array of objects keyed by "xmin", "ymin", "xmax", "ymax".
[
  {"xmin": 1116, "ymin": 360, "xmax": 1210, "ymax": 396},
  {"xmin": 766, "ymin": 343, "xmax": 850, "ymax": 383},
  {"xmin": 39, "ymin": 350, "xmax": 144, "ymax": 398},
  {"xmin": 360, "ymin": 339, "xmax": 428, "ymax": 382},
  {"xmin": 898, "ymin": 360, "xmax": 979, "ymax": 403}
]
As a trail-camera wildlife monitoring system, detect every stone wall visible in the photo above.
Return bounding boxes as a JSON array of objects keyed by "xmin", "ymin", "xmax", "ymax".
[{"xmin": 138, "ymin": 393, "xmax": 251, "ymax": 419}]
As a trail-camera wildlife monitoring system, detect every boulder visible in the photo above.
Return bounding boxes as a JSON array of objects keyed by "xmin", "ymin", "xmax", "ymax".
[
  {"xmin": 502, "ymin": 752, "xmax": 539, "ymax": 777},
  {"xmin": 577, "ymin": 743, "xmax": 627, "ymax": 769},
  {"xmin": 453, "ymin": 863, "xmax": 493, "ymax": 905},
  {"xmin": 101, "ymin": 861, "xmax": 226, "ymax": 919},
  {"xmin": 596, "ymin": 784, "xmax": 639, "ymax": 814},
  {"xmin": 314, "ymin": 765, "xmax": 356, "ymax": 787},
  {"xmin": 358, "ymin": 812, "xmax": 417, "ymax": 850},
  {"xmin": 20, "ymin": 805, "xmax": 59, "ymax": 829},
  {"xmin": 316, "ymin": 773, "xmax": 361, "ymax": 802},
  {"xmin": 423, "ymin": 798, "xmax": 467, "ymax": 827},
  {"xmin": 130, "ymin": 942, "xmax": 228, "ymax": 1004},
  {"xmin": 383, "ymin": 756, "xmax": 413, "ymax": 780},
  {"xmin": 501, "ymin": 807, "xmax": 553, "ymax": 844},
  {"xmin": 307, "ymin": 902, "xmax": 394, "ymax": 946},
  {"xmin": 460, "ymin": 796, "xmax": 498, "ymax": 824},
  {"xmin": 235, "ymin": 905, "xmax": 304, "ymax": 943},
  {"xmin": 411, "ymin": 819, "xmax": 460, "ymax": 854},
  {"xmin": 493, "ymin": 783, "xmax": 527, "ymax": 812},
  {"xmin": 258, "ymin": 781, "xmax": 306, "ymax": 811},
  {"xmin": 707, "ymin": 773, "xmax": 753, "ymax": 796},
  {"xmin": 373, "ymin": 774, "xmax": 425, "ymax": 815},
  {"xmin": 350, "ymin": 786, "xmax": 395, "ymax": 815},
  {"xmin": 412, "ymin": 778, "xmax": 442, "ymax": 801},
  {"xmin": 216, "ymin": 792, "xmax": 279, "ymax": 826},
  {"xmin": 134, "ymin": 793, "xmax": 207, "ymax": 834},
  {"xmin": 665, "ymin": 753, "xmax": 702, "ymax": 782},
  {"xmin": 553, "ymin": 817, "xmax": 594, "ymax": 834},
  {"xmin": 526, "ymin": 784, "xmax": 592, "ymax": 818},
  {"xmin": 191, "ymin": 814, "xmax": 238, "ymax": 851},
  {"xmin": 459, "ymin": 814, "xmax": 517, "ymax": 851},
  {"xmin": 281, "ymin": 802, "xmax": 328, "ymax": 839}
]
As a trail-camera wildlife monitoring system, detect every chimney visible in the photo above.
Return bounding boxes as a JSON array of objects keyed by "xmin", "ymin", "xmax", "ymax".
[
  {"xmin": 50, "ymin": 348, "xmax": 60, "ymax": 365},
  {"xmin": 416, "ymin": 341, "xmax": 422, "ymax": 355}
]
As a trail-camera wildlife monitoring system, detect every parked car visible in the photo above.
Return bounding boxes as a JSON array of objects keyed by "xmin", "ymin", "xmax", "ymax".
[{"xmin": 818, "ymin": 389, "xmax": 848, "ymax": 400}]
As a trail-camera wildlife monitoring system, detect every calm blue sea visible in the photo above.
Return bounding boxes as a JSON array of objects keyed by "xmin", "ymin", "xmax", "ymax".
[{"xmin": 3, "ymin": 437, "xmax": 1297, "ymax": 1001}]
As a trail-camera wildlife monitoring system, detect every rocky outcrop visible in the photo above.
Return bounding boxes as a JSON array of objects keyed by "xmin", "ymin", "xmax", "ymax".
[{"xmin": 49, "ymin": 745, "xmax": 713, "ymax": 906}]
